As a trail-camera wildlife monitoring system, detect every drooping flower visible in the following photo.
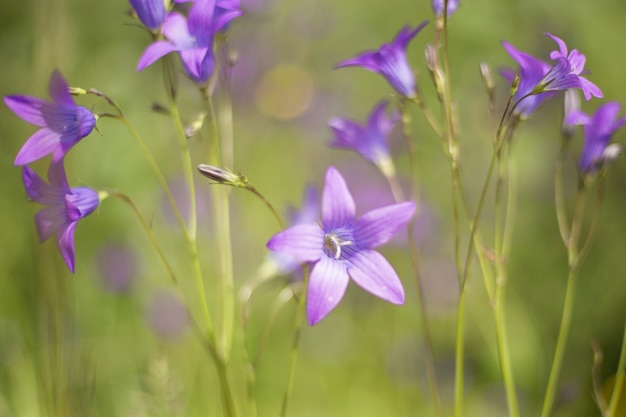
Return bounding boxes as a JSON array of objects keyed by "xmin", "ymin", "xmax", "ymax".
[
  {"xmin": 546, "ymin": 33, "xmax": 603, "ymax": 101},
  {"xmin": 129, "ymin": 0, "xmax": 167, "ymax": 30},
  {"xmin": 566, "ymin": 102, "xmax": 626, "ymax": 174},
  {"xmin": 4, "ymin": 70, "xmax": 96, "ymax": 165},
  {"xmin": 335, "ymin": 22, "xmax": 428, "ymax": 98},
  {"xmin": 329, "ymin": 100, "xmax": 400, "ymax": 174},
  {"xmin": 267, "ymin": 167, "xmax": 415, "ymax": 325},
  {"xmin": 22, "ymin": 161, "xmax": 100, "ymax": 273},
  {"xmin": 432, "ymin": 0, "xmax": 459, "ymax": 17},
  {"xmin": 137, "ymin": 0, "xmax": 241, "ymax": 83}
]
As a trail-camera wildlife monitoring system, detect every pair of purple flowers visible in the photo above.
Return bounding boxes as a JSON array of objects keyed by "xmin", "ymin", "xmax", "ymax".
[
  {"xmin": 132, "ymin": 0, "xmax": 242, "ymax": 84},
  {"xmin": 5, "ymin": 71, "xmax": 100, "ymax": 273}
]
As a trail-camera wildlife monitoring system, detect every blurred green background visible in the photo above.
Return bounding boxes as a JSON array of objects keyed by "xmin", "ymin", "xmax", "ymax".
[{"xmin": 1, "ymin": 0, "xmax": 626, "ymax": 416}]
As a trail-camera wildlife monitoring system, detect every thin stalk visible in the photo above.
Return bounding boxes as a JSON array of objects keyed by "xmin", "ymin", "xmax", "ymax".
[
  {"xmin": 607, "ymin": 319, "xmax": 626, "ymax": 416},
  {"xmin": 399, "ymin": 100, "xmax": 443, "ymax": 417},
  {"xmin": 201, "ymin": 87, "xmax": 236, "ymax": 361},
  {"xmin": 280, "ymin": 268, "xmax": 309, "ymax": 417},
  {"xmin": 540, "ymin": 182, "xmax": 586, "ymax": 417},
  {"xmin": 244, "ymin": 184, "xmax": 285, "ymax": 230},
  {"xmin": 555, "ymin": 141, "xmax": 570, "ymax": 245},
  {"xmin": 454, "ymin": 290, "xmax": 467, "ymax": 417}
]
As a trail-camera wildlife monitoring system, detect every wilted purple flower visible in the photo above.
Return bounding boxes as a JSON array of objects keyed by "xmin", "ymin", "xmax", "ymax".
[
  {"xmin": 129, "ymin": 0, "xmax": 167, "ymax": 30},
  {"xmin": 267, "ymin": 167, "xmax": 415, "ymax": 325},
  {"xmin": 546, "ymin": 33, "xmax": 603, "ymax": 101},
  {"xmin": 4, "ymin": 70, "xmax": 96, "ymax": 165},
  {"xmin": 329, "ymin": 100, "xmax": 400, "ymax": 172},
  {"xmin": 432, "ymin": 0, "xmax": 459, "ymax": 17},
  {"xmin": 22, "ymin": 161, "xmax": 100, "ymax": 273},
  {"xmin": 335, "ymin": 22, "xmax": 428, "ymax": 98},
  {"xmin": 566, "ymin": 102, "xmax": 626, "ymax": 174}
]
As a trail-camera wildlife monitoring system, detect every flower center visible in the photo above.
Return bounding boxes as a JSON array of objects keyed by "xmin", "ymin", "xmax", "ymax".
[{"xmin": 324, "ymin": 232, "xmax": 353, "ymax": 260}]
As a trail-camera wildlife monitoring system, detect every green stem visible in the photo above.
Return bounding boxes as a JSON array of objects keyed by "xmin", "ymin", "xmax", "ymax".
[
  {"xmin": 540, "ymin": 183, "xmax": 586, "ymax": 417},
  {"xmin": 608, "ymin": 319, "xmax": 626, "ymax": 416},
  {"xmin": 280, "ymin": 268, "xmax": 309, "ymax": 417},
  {"xmin": 454, "ymin": 289, "xmax": 466, "ymax": 417}
]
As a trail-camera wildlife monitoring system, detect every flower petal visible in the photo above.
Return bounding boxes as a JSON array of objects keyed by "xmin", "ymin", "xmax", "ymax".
[
  {"xmin": 14, "ymin": 128, "xmax": 63, "ymax": 166},
  {"xmin": 162, "ymin": 12, "xmax": 195, "ymax": 46},
  {"xmin": 307, "ymin": 256, "xmax": 349, "ymax": 325},
  {"xmin": 57, "ymin": 222, "xmax": 78, "ymax": 273},
  {"xmin": 353, "ymin": 201, "xmax": 415, "ymax": 249},
  {"xmin": 129, "ymin": 0, "xmax": 166, "ymax": 30},
  {"xmin": 48, "ymin": 70, "xmax": 75, "ymax": 107},
  {"xmin": 22, "ymin": 165, "xmax": 64, "ymax": 204},
  {"xmin": 3, "ymin": 95, "xmax": 50, "ymax": 127},
  {"xmin": 137, "ymin": 41, "xmax": 178, "ymax": 71},
  {"xmin": 347, "ymin": 249, "xmax": 405, "ymax": 304},
  {"xmin": 35, "ymin": 206, "xmax": 66, "ymax": 242},
  {"xmin": 267, "ymin": 224, "xmax": 324, "ymax": 263},
  {"xmin": 322, "ymin": 167, "xmax": 355, "ymax": 230}
]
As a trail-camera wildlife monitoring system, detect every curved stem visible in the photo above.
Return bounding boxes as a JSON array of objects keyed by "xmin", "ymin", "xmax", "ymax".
[
  {"xmin": 244, "ymin": 185, "xmax": 285, "ymax": 230},
  {"xmin": 607, "ymin": 319, "xmax": 626, "ymax": 416},
  {"xmin": 280, "ymin": 268, "xmax": 309, "ymax": 417}
]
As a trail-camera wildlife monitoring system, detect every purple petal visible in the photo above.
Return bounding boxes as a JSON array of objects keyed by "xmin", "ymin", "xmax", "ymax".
[
  {"xmin": 65, "ymin": 187, "xmax": 100, "ymax": 221},
  {"xmin": 328, "ymin": 117, "xmax": 363, "ymax": 148},
  {"xmin": 35, "ymin": 206, "xmax": 66, "ymax": 242},
  {"xmin": 47, "ymin": 160, "xmax": 70, "ymax": 190},
  {"xmin": 57, "ymin": 222, "xmax": 78, "ymax": 273},
  {"xmin": 307, "ymin": 256, "xmax": 349, "ymax": 325},
  {"xmin": 179, "ymin": 47, "xmax": 213, "ymax": 81},
  {"xmin": 213, "ymin": 9, "xmax": 242, "ymax": 33},
  {"xmin": 353, "ymin": 202, "xmax": 415, "ymax": 249},
  {"xmin": 188, "ymin": 0, "xmax": 216, "ymax": 43},
  {"xmin": 545, "ymin": 32, "xmax": 568, "ymax": 59},
  {"xmin": 137, "ymin": 41, "xmax": 178, "ymax": 71},
  {"xmin": 368, "ymin": 100, "xmax": 399, "ymax": 135},
  {"xmin": 566, "ymin": 110, "xmax": 591, "ymax": 126},
  {"xmin": 322, "ymin": 167, "xmax": 355, "ymax": 230},
  {"xmin": 48, "ymin": 70, "xmax": 75, "ymax": 107},
  {"xmin": 347, "ymin": 250, "xmax": 404, "ymax": 304},
  {"xmin": 579, "ymin": 77, "xmax": 603, "ymax": 100},
  {"xmin": 22, "ymin": 165, "xmax": 64, "ymax": 204},
  {"xmin": 129, "ymin": 0, "xmax": 166, "ymax": 30},
  {"xmin": 267, "ymin": 224, "xmax": 324, "ymax": 263},
  {"xmin": 335, "ymin": 52, "xmax": 379, "ymax": 72},
  {"xmin": 393, "ymin": 22, "xmax": 428, "ymax": 50},
  {"xmin": 14, "ymin": 128, "xmax": 62, "ymax": 166},
  {"xmin": 3, "ymin": 95, "xmax": 50, "ymax": 127}
]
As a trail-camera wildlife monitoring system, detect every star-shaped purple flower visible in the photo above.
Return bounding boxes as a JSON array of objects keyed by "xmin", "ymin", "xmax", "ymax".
[
  {"xmin": 4, "ymin": 70, "xmax": 96, "ymax": 166},
  {"xmin": 329, "ymin": 100, "xmax": 400, "ymax": 172},
  {"xmin": 335, "ymin": 22, "xmax": 428, "ymax": 99},
  {"xmin": 566, "ymin": 102, "xmax": 626, "ymax": 174},
  {"xmin": 432, "ymin": 0, "xmax": 459, "ymax": 17},
  {"xmin": 129, "ymin": 0, "xmax": 167, "ymax": 30},
  {"xmin": 22, "ymin": 161, "xmax": 100, "ymax": 273},
  {"xmin": 138, "ymin": 0, "xmax": 241, "ymax": 83},
  {"xmin": 267, "ymin": 167, "xmax": 415, "ymax": 325}
]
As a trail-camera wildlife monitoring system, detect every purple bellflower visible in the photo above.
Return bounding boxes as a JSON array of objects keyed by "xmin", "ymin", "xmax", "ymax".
[
  {"xmin": 432, "ymin": 0, "xmax": 459, "ymax": 17},
  {"xmin": 129, "ymin": 0, "xmax": 167, "ymax": 30},
  {"xmin": 335, "ymin": 22, "xmax": 428, "ymax": 99},
  {"xmin": 566, "ymin": 102, "xmax": 626, "ymax": 174},
  {"xmin": 267, "ymin": 167, "xmax": 415, "ymax": 325},
  {"xmin": 174, "ymin": 0, "xmax": 242, "ymax": 32},
  {"xmin": 22, "ymin": 161, "xmax": 100, "ymax": 273},
  {"xmin": 329, "ymin": 100, "xmax": 400, "ymax": 175},
  {"xmin": 4, "ymin": 70, "xmax": 96, "ymax": 166}
]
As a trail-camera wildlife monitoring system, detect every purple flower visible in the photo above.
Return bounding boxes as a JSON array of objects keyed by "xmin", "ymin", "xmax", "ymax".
[
  {"xmin": 432, "ymin": 0, "xmax": 459, "ymax": 17},
  {"xmin": 129, "ymin": 0, "xmax": 167, "ymax": 30},
  {"xmin": 546, "ymin": 33, "xmax": 603, "ymax": 101},
  {"xmin": 566, "ymin": 102, "xmax": 626, "ymax": 174},
  {"xmin": 22, "ymin": 161, "xmax": 100, "ymax": 273},
  {"xmin": 329, "ymin": 100, "xmax": 400, "ymax": 172},
  {"xmin": 335, "ymin": 22, "xmax": 428, "ymax": 98},
  {"xmin": 4, "ymin": 70, "xmax": 96, "ymax": 166},
  {"xmin": 174, "ymin": 0, "xmax": 243, "ymax": 32},
  {"xmin": 267, "ymin": 167, "xmax": 415, "ymax": 325}
]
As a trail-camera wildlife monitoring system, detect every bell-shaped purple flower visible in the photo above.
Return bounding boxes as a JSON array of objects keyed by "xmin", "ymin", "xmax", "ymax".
[
  {"xmin": 267, "ymin": 167, "xmax": 415, "ymax": 325},
  {"xmin": 335, "ymin": 22, "xmax": 428, "ymax": 98},
  {"xmin": 329, "ymin": 100, "xmax": 400, "ymax": 172},
  {"xmin": 432, "ymin": 0, "xmax": 459, "ymax": 17},
  {"xmin": 4, "ymin": 70, "xmax": 96, "ymax": 166},
  {"xmin": 22, "ymin": 161, "xmax": 100, "ymax": 273},
  {"xmin": 129, "ymin": 0, "xmax": 167, "ymax": 30},
  {"xmin": 566, "ymin": 102, "xmax": 626, "ymax": 174}
]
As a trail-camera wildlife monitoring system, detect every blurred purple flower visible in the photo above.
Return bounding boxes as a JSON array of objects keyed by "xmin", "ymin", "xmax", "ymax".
[
  {"xmin": 97, "ymin": 244, "xmax": 139, "ymax": 293},
  {"xmin": 267, "ymin": 167, "xmax": 414, "ymax": 325},
  {"xmin": 335, "ymin": 22, "xmax": 428, "ymax": 98},
  {"xmin": 4, "ymin": 70, "xmax": 96, "ymax": 165},
  {"xmin": 432, "ymin": 0, "xmax": 459, "ymax": 17},
  {"xmin": 22, "ymin": 161, "xmax": 100, "ymax": 273},
  {"xmin": 129, "ymin": 0, "xmax": 167, "ymax": 30},
  {"xmin": 147, "ymin": 290, "xmax": 189, "ymax": 339},
  {"xmin": 329, "ymin": 100, "xmax": 400, "ymax": 172},
  {"xmin": 566, "ymin": 102, "xmax": 626, "ymax": 174}
]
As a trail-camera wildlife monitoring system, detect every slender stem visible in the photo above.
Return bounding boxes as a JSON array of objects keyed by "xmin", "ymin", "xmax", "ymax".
[
  {"xmin": 608, "ymin": 319, "xmax": 626, "ymax": 416},
  {"xmin": 399, "ymin": 100, "xmax": 443, "ymax": 417},
  {"xmin": 280, "ymin": 268, "xmax": 309, "ymax": 417},
  {"xmin": 540, "ymin": 182, "xmax": 586, "ymax": 417},
  {"xmin": 244, "ymin": 185, "xmax": 285, "ymax": 230},
  {"xmin": 454, "ymin": 289, "xmax": 466, "ymax": 417},
  {"xmin": 555, "ymin": 141, "xmax": 570, "ymax": 245}
]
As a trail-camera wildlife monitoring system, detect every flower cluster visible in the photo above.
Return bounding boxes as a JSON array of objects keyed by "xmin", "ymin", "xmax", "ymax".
[{"xmin": 134, "ymin": 0, "xmax": 243, "ymax": 84}]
